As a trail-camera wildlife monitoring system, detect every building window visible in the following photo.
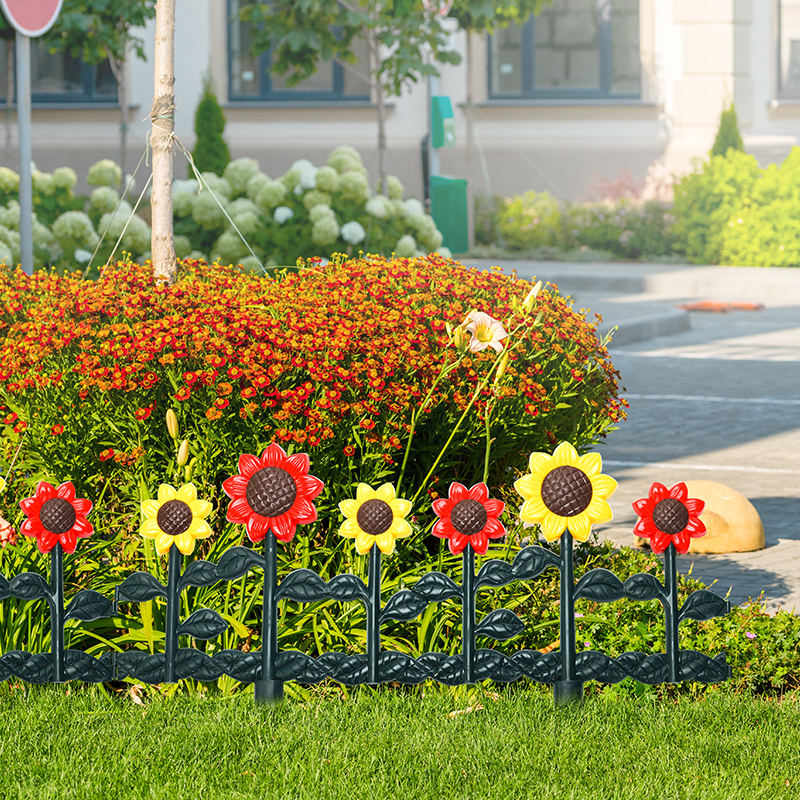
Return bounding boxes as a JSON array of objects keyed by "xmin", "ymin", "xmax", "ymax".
[
  {"xmin": 489, "ymin": 0, "xmax": 640, "ymax": 100},
  {"xmin": 0, "ymin": 39, "xmax": 117, "ymax": 103},
  {"xmin": 778, "ymin": 0, "xmax": 800, "ymax": 98},
  {"xmin": 228, "ymin": 0, "xmax": 371, "ymax": 101}
]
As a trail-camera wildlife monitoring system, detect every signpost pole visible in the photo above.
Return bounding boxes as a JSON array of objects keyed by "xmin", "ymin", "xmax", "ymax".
[{"xmin": 15, "ymin": 31, "xmax": 32, "ymax": 275}]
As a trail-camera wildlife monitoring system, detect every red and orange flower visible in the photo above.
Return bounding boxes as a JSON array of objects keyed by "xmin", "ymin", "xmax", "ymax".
[
  {"xmin": 632, "ymin": 482, "xmax": 706, "ymax": 554},
  {"xmin": 432, "ymin": 482, "xmax": 505, "ymax": 555},
  {"xmin": 223, "ymin": 443, "xmax": 324, "ymax": 543},
  {"xmin": 20, "ymin": 481, "xmax": 93, "ymax": 554}
]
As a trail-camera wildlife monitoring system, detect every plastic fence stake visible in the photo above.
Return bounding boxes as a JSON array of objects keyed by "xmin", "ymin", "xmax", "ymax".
[
  {"xmin": 663, "ymin": 543, "xmax": 680, "ymax": 683},
  {"xmin": 164, "ymin": 545, "xmax": 182, "ymax": 683},
  {"xmin": 462, "ymin": 544, "xmax": 475, "ymax": 683},
  {"xmin": 255, "ymin": 532, "xmax": 283, "ymax": 703},
  {"xmin": 367, "ymin": 544, "xmax": 382, "ymax": 684},
  {"xmin": 554, "ymin": 532, "xmax": 582, "ymax": 704},
  {"xmin": 49, "ymin": 543, "xmax": 65, "ymax": 682}
]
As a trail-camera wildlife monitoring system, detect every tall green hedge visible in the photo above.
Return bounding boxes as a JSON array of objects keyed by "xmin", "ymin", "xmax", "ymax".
[{"xmin": 191, "ymin": 82, "xmax": 231, "ymax": 177}]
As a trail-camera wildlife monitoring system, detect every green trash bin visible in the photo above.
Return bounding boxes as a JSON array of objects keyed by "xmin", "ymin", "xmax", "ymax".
[{"xmin": 430, "ymin": 175, "xmax": 468, "ymax": 254}]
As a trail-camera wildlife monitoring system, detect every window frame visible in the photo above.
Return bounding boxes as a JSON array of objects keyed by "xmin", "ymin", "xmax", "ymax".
[
  {"xmin": 487, "ymin": 0, "xmax": 641, "ymax": 102},
  {"xmin": 226, "ymin": 0, "xmax": 371, "ymax": 103}
]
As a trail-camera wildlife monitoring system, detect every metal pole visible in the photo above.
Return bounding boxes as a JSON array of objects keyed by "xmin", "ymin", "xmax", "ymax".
[
  {"xmin": 164, "ymin": 544, "xmax": 182, "ymax": 683},
  {"xmin": 554, "ymin": 532, "xmax": 583, "ymax": 704},
  {"xmin": 50, "ymin": 543, "xmax": 65, "ymax": 682},
  {"xmin": 254, "ymin": 532, "xmax": 283, "ymax": 703},
  {"xmin": 367, "ymin": 544, "xmax": 381, "ymax": 684},
  {"xmin": 462, "ymin": 545, "xmax": 475, "ymax": 683},
  {"xmin": 15, "ymin": 32, "xmax": 32, "ymax": 276}
]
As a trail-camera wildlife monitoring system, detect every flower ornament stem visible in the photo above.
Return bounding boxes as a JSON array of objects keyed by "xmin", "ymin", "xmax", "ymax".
[
  {"xmin": 462, "ymin": 544, "xmax": 476, "ymax": 683},
  {"xmin": 164, "ymin": 544, "xmax": 182, "ymax": 684},
  {"xmin": 556, "ymin": 532, "xmax": 581, "ymax": 704},
  {"xmin": 367, "ymin": 544, "xmax": 382, "ymax": 684},
  {"xmin": 663, "ymin": 543, "xmax": 680, "ymax": 683},
  {"xmin": 49, "ymin": 544, "xmax": 65, "ymax": 683},
  {"xmin": 260, "ymin": 532, "xmax": 282, "ymax": 701}
]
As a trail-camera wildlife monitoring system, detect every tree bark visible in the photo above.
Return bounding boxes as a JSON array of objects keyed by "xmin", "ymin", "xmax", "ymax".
[{"xmin": 150, "ymin": 0, "xmax": 177, "ymax": 282}]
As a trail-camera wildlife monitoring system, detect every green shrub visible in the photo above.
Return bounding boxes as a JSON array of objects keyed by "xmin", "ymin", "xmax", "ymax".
[
  {"xmin": 671, "ymin": 149, "xmax": 762, "ymax": 264},
  {"xmin": 496, "ymin": 191, "xmax": 562, "ymax": 251},
  {"xmin": 710, "ymin": 103, "xmax": 745, "ymax": 158},
  {"xmin": 191, "ymin": 81, "xmax": 231, "ymax": 177},
  {"xmin": 566, "ymin": 199, "xmax": 677, "ymax": 260},
  {"xmin": 720, "ymin": 147, "xmax": 800, "ymax": 266}
]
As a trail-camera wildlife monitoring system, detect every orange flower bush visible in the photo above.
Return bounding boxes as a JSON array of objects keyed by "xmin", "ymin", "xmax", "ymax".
[{"xmin": 0, "ymin": 254, "xmax": 625, "ymax": 548}]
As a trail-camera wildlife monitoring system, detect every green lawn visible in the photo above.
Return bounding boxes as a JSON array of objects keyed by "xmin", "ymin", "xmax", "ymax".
[{"xmin": 0, "ymin": 685, "xmax": 798, "ymax": 800}]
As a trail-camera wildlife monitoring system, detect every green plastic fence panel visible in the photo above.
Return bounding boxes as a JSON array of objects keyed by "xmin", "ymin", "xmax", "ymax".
[{"xmin": 431, "ymin": 96, "xmax": 455, "ymax": 148}]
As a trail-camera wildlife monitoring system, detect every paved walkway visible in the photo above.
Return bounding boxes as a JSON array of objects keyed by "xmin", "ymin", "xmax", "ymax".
[{"xmin": 466, "ymin": 260, "xmax": 800, "ymax": 613}]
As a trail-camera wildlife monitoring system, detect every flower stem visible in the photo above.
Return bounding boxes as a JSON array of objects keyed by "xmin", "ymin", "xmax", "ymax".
[
  {"xmin": 462, "ymin": 544, "xmax": 475, "ymax": 683},
  {"xmin": 255, "ymin": 532, "xmax": 283, "ymax": 703},
  {"xmin": 164, "ymin": 544, "xmax": 182, "ymax": 683},
  {"xmin": 663, "ymin": 543, "xmax": 680, "ymax": 683},
  {"xmin": 367, "ymin": 543, "xmax": 382, "ymax": 684},
  {"xmin": 49, "ymin": 543, "xmax": 65, "ymax": 682}
]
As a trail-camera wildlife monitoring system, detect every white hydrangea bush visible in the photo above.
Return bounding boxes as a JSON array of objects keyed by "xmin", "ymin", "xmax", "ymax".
[{"xmin": 0, "ymin": 148, "xmax": 447, "ymax": 272}]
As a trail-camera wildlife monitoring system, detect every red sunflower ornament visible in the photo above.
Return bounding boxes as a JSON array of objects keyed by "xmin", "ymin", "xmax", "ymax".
[
  {"xmin": 432, "ymin": 482, "xmax": 505, "ymax": 555},
  {"xmin": 223, "ymin": 443, "xmax": 323, "ymax": 543},
  {"xmin": 20, "ymin": 481, "xmax": 93, "ymax": 554},
  {"xmin": 632, "ymin": 481, "xmax": 706, "ymax": 554}
]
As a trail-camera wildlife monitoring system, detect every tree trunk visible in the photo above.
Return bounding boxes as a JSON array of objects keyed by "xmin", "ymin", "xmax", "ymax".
[
  {"xmin": 150, "ymin": 0, "xmax": 177, "ymax": 282},
  {"xmin": 5, "ymin": 43, "xmax": 13, "ymax": 165},
  {"xmin": 465, "ymin": 30, "xmax": 475, "ymax": 250}
]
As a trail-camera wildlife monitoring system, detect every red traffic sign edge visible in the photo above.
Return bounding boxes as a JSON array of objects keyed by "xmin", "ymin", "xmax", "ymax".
[{"xmin": 1, "ymin": 0, "xmax": 64, "ymax": 38}]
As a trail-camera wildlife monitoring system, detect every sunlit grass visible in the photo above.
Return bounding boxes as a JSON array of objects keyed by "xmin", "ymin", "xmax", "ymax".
[{"xmin": 0, "ymin": 683, "xmax": 798, "ymax": 799}]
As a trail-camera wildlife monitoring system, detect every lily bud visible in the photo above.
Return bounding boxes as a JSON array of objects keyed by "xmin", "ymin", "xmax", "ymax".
[
  {"xmin": 522, "ymin": 280, "xmax": 543, "ymax": 312},
  {"xmin": 177, "ymin": 439, "xmax": 190, "ymax": 466},
  {"xmin": 445, "ymin": 320, "xmax": 453, "ymax": 337},
  {"xmin": 453, "ymin": 326, "xmax": 465, "ymax": 351},
  {"xmin": 166, "ymin": 409, "xmax": 178, "ymax": 440},
  {"xmin": 185, "ymin": 457, "xmax": 197, "ymax": 483},
  {"xmin": 494, "ymin": 351, "xmax": 510, "ymax": 383}
]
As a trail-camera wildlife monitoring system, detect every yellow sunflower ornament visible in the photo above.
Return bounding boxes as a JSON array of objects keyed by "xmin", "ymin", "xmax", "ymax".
[
  {"xmin": 339, "ymin": 483, "xmax": 412, "ymax": 555},
  {"xmin": 514, "ymin": 442, "xmax": 617, "ymax": 542},
  {"xmin": 140, "ymin": 483, "xmax": 213, "ymax": 555}
]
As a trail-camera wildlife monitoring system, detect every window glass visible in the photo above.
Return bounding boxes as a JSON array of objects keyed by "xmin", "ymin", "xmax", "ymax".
[
  {"xmin": 535, "ymin": 0, "xmax": 600, "ymax": 90},
  {"xmin": 779, "ymin": 0, "xmax": 800, "ymax": 97},
  {"xmin": 611, "ymin": 0, "xmax": 640, "ymax": 94},
  {"xmin": 491, "ymin": 23, "xmax": 523, "ymax": 94}
]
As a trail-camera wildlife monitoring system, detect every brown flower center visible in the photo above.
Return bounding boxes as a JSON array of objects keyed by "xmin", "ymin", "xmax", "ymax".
[
  {"xmin": 40, "ymin": 498, "xmax": 76, "ymax": 535},
  {"xmin": 450, "ymin": 499, "xmax": 487, "ymax": 537},
  {"xmin": 652, "ymin": 498, "xmax": 689, "ymax": 535},
  {"xmin": 541, "ymin": 465, "xmax": 593, "ymax": 517},
  {"xmin": 246, "ymin": 467, "xmax": 297, "ymax": 517},
  {"xmin": 157, "ymin": 499, "xmax": 193, "ymax": 536},
  {"xmin": 357, "ymin": 499, "xmax": 394, "ymax": 536}
]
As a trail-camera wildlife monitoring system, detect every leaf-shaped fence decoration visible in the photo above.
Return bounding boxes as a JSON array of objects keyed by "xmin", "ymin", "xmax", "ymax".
[
  {"xmin": 475, "ymin": 608, "xmax": 525, "ymax": 641},
  {"xmin": 326, "ymin": 573, "xmax": 367, "ymax": 602},
  {"xmin": 615, "ymin": 652, "xmax": 669, "ymax": 685},
  {"xmin": 117, "ymin": 572, "xmax": 167, "ymax": 603},
  {"xmin": 64, "ymin": 590, "xmax": 113, "ymax": 622},
  {"xmin": 16, "ymin": 652, "xmax": 54, "ymax": 684},
  {"xmin": 9, "ymin": 572, "xmax": 52, "ymax": 602},
  {"xmin": 511, "ymin": 546, "xmax": 561, "ymax": 581},
  {"xmin": 215, "ymin": 546, "xmax": 266, "ymax": 581},
  {"xmin": 0, "ymin": 574, "xmax": 9, "ymax": 600},
  {"xmin": 622, "ymin": 573, "xmax": 665, "ymax": 602},
  {"xmin": 432, "ymin": 654, "xmax": 465, "ymax": 686},
  {"xmin": 475, "ymin": 559, "xmax": 513, "ymax": 590},
  {"xmin": 276, "ymin": 569, "xmax": 329, "ymax": 603},
  {"xmin": 574, "ymin": 569, "xmax": 625, "ymax": 602},
  {"xmin": 380, "ymin": 590, "xmax": 429, "ymax": 623},
  {"xmin": 678, "ymin": 590, "xmax": 730, "ymax": 623},
  {"xmin": 178, "ymin": 560, "xmax": 219, "ymax": 593},
  {"xmin": 412, "ymin": 571, "xmax": 462, "ymax": 602},
  {"xmin": 378, "ymin": 650, "xmax": 414, "ymax": 682},
  {"xmin": 679, "ymin": 650, "xmax": 732, "ymax": 682},
  {"xmin": 177, "ymin": 608, "xmax": 229, "ymax": 640},
  {"xmin": 276, "ymin": 650, "xmax": 313, "ymax": 681}
]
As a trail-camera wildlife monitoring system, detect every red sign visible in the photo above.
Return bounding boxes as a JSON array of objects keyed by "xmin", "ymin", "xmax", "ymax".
[{"xmin": 1, "ymin": 0, "xmax": 63, "ymax": 37}]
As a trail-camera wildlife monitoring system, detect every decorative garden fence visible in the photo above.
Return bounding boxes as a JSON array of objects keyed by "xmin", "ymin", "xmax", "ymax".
[{"xmin": 0, "ymin": 442, "xmax": 732, "ymax": 704}]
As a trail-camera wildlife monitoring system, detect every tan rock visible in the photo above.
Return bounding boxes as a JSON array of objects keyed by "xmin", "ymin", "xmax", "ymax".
[{"xmin": 634, "ymin": 480, "xmax": 764, "ymax": 554}]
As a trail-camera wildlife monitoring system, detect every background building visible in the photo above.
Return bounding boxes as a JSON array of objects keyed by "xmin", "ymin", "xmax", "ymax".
[{"xmin": 1, "ymin": 0, "xmax": 798, "ymax": 201}]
